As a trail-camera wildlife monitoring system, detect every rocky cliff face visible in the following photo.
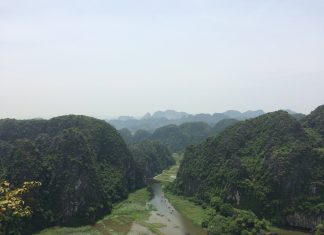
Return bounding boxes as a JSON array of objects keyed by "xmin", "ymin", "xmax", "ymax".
[
  {"xmin": 286, "ymin": 213, "xmax": 323, "ymax": 230},
  {"xmin": 172, "ymin": 107, "xmax": 324, "ymax": 230},
  {"xmin": 130, "ymin": 141, "xmax": 175, "ymax": 188},
  {"xmin": 0, "ymin": 115, "xmax": 137, "ymax": 231}
]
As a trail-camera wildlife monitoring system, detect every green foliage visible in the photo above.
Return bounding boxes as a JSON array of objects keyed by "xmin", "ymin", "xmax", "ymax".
[
  {"xmin": 315, "ymin": 223, "xmax": 324, "ymax": 235},
  {"xmin": 0, "ymin": 115, "xmax": 176, "ymax": 233},
  {"xmin": 209, "ymin": 119, "xmax": 239, "ymax": 136},
  {"xmin": 0, "ymin": 180, "xmax": 41, "ymax": 235},
  {"xmin": 121, "ymin": 120, "xmax": 239, "ymax": 152},
  {"xmin": 205, "ymin": 196, "xmax": 267, "ymax": 235},
  {"xmin": 303, "ymin": 105, "xmax": 324, "ymax": 137},
  {"xmin": 150, "ymin": 124, "xmax": 189, "ymax": 152},
  {"xmin": 118, "ymin": 128, "xmax": 133, "ymax": 144},
  {"xmin": 202, "ymin": 201, "xmax": 267, "ymax": 235},
  {"xmin": 130, "ymin": 141, "xmax": 175, "ymax": 187},
  {"xmin": 36, "ymin": 188, "xmax": 152, "ymax": 235},
  {"xmin": 0, "ymin": 115, "xmax": 136, "ymax": 233},
  {"xmin": 172, "ymin": 108, "xmax": 324, "ymax": 229},
  {"xmin": 132, "ymin": 129, "xmax": 151, "ymax": 143}
]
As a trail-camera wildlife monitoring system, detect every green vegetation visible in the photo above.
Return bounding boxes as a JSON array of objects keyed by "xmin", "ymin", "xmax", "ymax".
[
  {"xmin": 0, "ymin": 180, "xmax": 41, "ymax": 235},
  {"xmin": 130, "ymin": 141, "xmax": 175, "ymax": 187},
  {"xmin": 303, "ymin": 104, "xmax": 324, "ymax": 137},
  {"xmin": 203, "ymin": 196, "xmax": 267, "ymax": 235},
  {"xmin": 269, "ymin": 227, "xmax": 308, "ymax": 235},
  {"xmin": 315, "ymin": 222, "xmax": 324, "ymax": 235},
  {"xmin": 165, "ymin": 193, "xmax": 209, "ymax": 227},
  {"xmin": 157, "ymin": 154, "xmax": 268, "ymax": 235},
  {"xmin": 172, "ymin": 106, "xmax": 324, "ymax": 232},
  {"xmin": 110, "ymin": 109, "xmax": 264, "ymax": 132},
  {"xmin": 154, "ymin": 153, "xmax": 181, "ymax": 183},
  {"xmin": 153, "ymin": 153, "xmax": 209, "ymax": 231},
  {"xmin": 0, "ymin": 115, "xmax": 174, "ymax": 234},
  {"xmin": 0, "ymin": 115, "xmax": 135, "ymax": 233},
  {"xmin": 121, "ymin": 119, "xmax": 239, "ymax": 152},
  {"xmin": 35, "ymin": 188, "xmax": 156, "ymax": 235}
]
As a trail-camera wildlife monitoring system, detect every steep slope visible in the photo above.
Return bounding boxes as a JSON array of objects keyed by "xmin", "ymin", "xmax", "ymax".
[
  {"xmin": 150, "ymin": 124, "xmax": 189, "ymax": 152},
  {"xmin": 209, "ymin": 118, "xmax": 239, "ymax": 136},
  {"xmin": 0, "ymin": 115, "xmax": 136, "ymax": 232},
  {"xmin": 173, "ymin": 109, "xmax": 324, "ymax": 230},
  {"xmin": 178, "ymin": 122, "xmax": 211, "ymax": 144},
  {"xmin": 120, "ymin": 120, "xmax": 239, "ymax": 152},
  {"xmin": 130, "ymin": 141, "xmax": 175, "ymax": 187},
  {"xmin": 303, "ymin": 104, "xmax": 324, "ymax": 137}
]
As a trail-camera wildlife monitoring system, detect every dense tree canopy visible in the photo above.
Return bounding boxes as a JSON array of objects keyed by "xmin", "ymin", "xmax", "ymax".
[
  {"xmin": 0, "ymin": 180, "xmax": 41, "ymax": 235},
  {"xmin": 172, "ymin": 107, "xmax": 324, "ymax": 232},
  {"xmin": 119, "ymin": 120, "xmax": 239, "ymax": 152},
  {"xmin": 0, "ymin": 115, "xmax": 176, "ymax": 234},
  {"xmin": 303, "ymin": 105, "xmax": 324, "ymax": 137},
  {"xmin": 130, "ymin": 141, "xmax": 175, "ymax": 187}
]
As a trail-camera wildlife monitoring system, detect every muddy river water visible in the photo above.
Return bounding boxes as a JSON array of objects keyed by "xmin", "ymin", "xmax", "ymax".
[{"xmin": 148, "ymin": 182, "xmax": 206, "ymax": 235}]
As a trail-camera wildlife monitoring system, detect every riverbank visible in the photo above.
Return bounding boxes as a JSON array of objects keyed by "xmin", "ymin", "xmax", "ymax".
[
  {"xmin": 154, "ymin": 154, "xmax": 209, "ymax": 229},
  {"xmin": 36, "ymin": 153, "xmax": 310, "ymax": 235},
  {"xmin": 154, "ymin": 154, "xmax": 310, "ymax": 235},
  {"xmin": 36, "ymin": 188, "xmax": 159, "ymax": 235}
]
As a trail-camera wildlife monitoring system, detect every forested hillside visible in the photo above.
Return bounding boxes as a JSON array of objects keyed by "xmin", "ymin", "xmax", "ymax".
[
  {"xmin": 130, "ymin": 141, "xmax": 175, "ymax": 187},
  {"xmin": 172, "ymin": 106, "xmax": 324, "ymax": 233},
  {"xmin": 119, "ymin": 120, "xmax": 239, "ymax": 152},
  {"xmin": 0, "ymin": 115, "xmax": 173, "ymax": 234},
  {"xmin": 303, "ymin": 105, "xmax": 324, "ymax": 137}
]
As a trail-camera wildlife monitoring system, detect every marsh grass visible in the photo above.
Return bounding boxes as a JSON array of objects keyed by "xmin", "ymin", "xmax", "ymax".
[{"xmin": 35, "ymin": 188, "xmax": 152, "ymax": 235}]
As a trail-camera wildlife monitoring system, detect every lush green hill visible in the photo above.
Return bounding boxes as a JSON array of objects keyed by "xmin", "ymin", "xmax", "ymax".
[
  {"xmin": 0, "ymin": 116, "xmax": 136, "ymax": 233},
  {"xmin": 209, "ymin": 118, "xmax": 239, "ymax": 136},
  {"xmin": 120, "ymin": 120, "xmax": 239, "ymax": 152},
  {"xmin": 303, "ymin": 105, "xmax": 324, "ymax": 137},
  {"xmin": 130, "ymin": 141, "xmax": 175, "ymax": 187},
  {"xmin": 178, "ymin": 122, "xmax": 211, "ymax": 144},
  {"xmin": 150, "ymin": 124, "xmax": 189, "ymax": 152},
  {"xmin": 0, "ymin": 115, "xmax": 177, "ymax": 234},
  {"xmin": 172, "ymin": 108, "xmax": 324, "ymax": 232}
]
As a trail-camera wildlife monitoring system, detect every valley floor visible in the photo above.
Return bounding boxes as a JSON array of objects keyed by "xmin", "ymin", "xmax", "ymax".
[
  {"xmin": 35, "ymin": 187, "xmax": 158, "ymax": 235},
  {"xmin": 35, "ymin": 154, "xmax": 185, "ymax": 235}
]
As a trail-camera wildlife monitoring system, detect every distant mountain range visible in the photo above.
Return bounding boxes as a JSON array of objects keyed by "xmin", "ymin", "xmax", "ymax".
[{"xmin": 107, "ymin": 109, "xmax": 265, "ymax": 132}]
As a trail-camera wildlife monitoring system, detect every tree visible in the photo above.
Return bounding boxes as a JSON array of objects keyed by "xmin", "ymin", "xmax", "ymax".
[{"xmin": 0, "ymin": 180, "xmax": 41, "ymax": 235}]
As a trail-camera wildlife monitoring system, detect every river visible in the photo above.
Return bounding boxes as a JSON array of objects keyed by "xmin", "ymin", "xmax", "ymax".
[{"xmin": 147, "ymin": 182, "xmax": 206, "ymax": 235}]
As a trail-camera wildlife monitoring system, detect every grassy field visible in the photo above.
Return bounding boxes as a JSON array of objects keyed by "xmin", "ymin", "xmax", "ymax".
[
  {"xmin": 269, "ymin": 227, "xmax": 309, "ymax": 235},
  {"xmin": 154, "ymin": 153, "xmax": 181, "ymax": 183},
  {"xmin": 35, "ymin": 188, "xmax": 156, "ymax": 235},
  {"xmin": 164, "ymin": 193, "xmax": 209, "ymax": 227}
]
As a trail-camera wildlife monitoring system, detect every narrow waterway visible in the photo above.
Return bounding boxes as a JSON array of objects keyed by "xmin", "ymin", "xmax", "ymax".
[{"xmin": 148, "ymin": 182, "xmax": 206, "ymax": 235}]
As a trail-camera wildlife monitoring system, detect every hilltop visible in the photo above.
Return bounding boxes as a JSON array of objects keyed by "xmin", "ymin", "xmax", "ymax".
[{"xmin": 172, "ymin": 106, "xmax": 324, "ymax": 232}]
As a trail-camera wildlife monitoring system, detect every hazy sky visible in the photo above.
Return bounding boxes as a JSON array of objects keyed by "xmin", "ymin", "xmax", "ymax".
[{"xmin": 1, "ymin": 0, "xmax": 324, "ymax": 119}]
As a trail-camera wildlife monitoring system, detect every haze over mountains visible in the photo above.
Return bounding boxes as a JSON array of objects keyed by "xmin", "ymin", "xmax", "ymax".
[{"xmin": 108, "ymin": 109, "xmax": 266, "ymax": 132}]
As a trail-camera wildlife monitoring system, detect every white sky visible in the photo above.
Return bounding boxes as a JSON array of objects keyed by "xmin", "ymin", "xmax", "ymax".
[{"xmin": 1, "ymin": 0, "xmax": 324, "ymax": 119}]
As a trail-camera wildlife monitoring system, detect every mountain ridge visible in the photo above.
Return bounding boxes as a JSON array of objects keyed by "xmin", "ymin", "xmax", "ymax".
[
  {"xmin": 109, "ymin": 109, "xmax": 265, "ymax": 132},
  {"xmin": 172, "ymin": 106, "xmax": 324, "ymax": 232}
]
